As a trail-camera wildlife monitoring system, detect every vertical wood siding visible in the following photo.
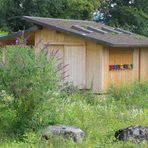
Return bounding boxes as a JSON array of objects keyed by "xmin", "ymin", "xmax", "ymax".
[
  {"xmin": 103, "ymin": 48, "xmax": 140, "ymax": 88},
  {"xmin": 109, "ymin": 49, "xmax": 133, "ymax": 85},
  {"xmin": 64, "ymin": 45, "xmax": 86, "ymax": 88},
  {"xmin": 140, "ymin": 48, "xmax": 148, "ymax": 81},
  {"xmin": 35, "ymin": 27, "xmax": 146, "ymax": 92},
  {"xmin": 86, "ymin": 42, "xmax": 103, "ymax": 92},
  {"xmin": 35, "ymin": 28, "xmax": 103, "ymax": 92},
  {"xmin": 133, "ymin": 48, "xmax": 140, "ymax": 80},
  {"xmin": 102, "ymin": 47, "xmax": 109, "ymax": 89}
]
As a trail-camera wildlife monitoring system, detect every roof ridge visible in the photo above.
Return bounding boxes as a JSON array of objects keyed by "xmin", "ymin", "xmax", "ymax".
[{"xmin": 23, "ymin": 16, "xmax": 94, "ymax": 23}]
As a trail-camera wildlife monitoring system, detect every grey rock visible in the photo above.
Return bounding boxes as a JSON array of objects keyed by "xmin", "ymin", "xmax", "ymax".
[
  {"xmin": 42, "ymin": 125, "xmax": 85, "ymax": 143},
  {"xmin": 115, "ymin": 125, "xmax": 148, "ymax": 142}
]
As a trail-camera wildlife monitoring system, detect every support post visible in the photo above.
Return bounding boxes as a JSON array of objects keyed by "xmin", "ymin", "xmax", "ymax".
[{"xmin": 2, "ymin": 47, "xmax": 6, "ymax": 65}]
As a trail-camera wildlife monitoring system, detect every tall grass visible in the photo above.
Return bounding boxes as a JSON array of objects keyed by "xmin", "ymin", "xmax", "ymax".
[
  {"xmin": 107, "ymin": 82, "xmax": 148, "ymax": 109},
  {"xmin": 1, "ymin": 86, "xmax": 147, "ymax": 147}
]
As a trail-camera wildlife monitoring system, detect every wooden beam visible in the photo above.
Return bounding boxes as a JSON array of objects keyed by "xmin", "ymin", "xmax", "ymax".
[
  {"xmin": 2, "ymin": 47, "xmax": 6, "ymax": 65},
  {"xmin": 45, "ymin": 42, "xmax": 85, "ymax": 46},
  {"xmin": 138, "ymin": 48, "xmax": 141, "ymax": 82}
]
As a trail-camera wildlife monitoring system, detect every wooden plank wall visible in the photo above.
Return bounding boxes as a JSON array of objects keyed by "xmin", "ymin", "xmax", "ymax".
[
  {"xmin": 133, "ymin": 48, "xmax": 140, "ymax": 80},
  {"xmin": 35, "ymin": 28, "xmax": 103, "ymax": 92},
  {"xmin": 86, "ymin": 42, "xmax": 103, "ymax": 92},
  {"xmin": 109, "ymin": 49, "xmax": 133, "ymax": 85},
  {"xmin": 64, "ymin": 45, "xmax": 86, "ymax": 88},
  {"xmin": 102, "ymin": 47, "xmax": 140, "ymax": 88},
  {"xmin": 102, "ymin": 47, "xmax": 109, "ymax": 89},
  {"xmin": 140, "ymin": 48, "xmax": 148, "ymax": 81},
  {"xmin": 35, "ymin": 28, "xmax": 85, "ymax": 48},
  {"xmin": 35, "ymin": 28, "xmax": 146, "ymax": 91}
]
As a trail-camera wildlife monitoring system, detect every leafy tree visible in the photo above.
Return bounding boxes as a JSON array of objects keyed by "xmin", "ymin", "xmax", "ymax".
[
  {"xmin": 62, "ymin": 0, "xmax": 100, "ymax": 20},
  {"xmin": 100, "ymin": 0, "xmax": 148, "ymax": 36},
  {"xmin": 0, "ymin": 0, "xmax": 100, "ymax": 32}
]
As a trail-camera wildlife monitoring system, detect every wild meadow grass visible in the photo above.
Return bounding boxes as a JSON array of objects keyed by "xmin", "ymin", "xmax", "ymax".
[
  {"xmin": 0, "ymin": 46, "xmax": 148, "ymax": 147},
  {"xmin": 1, "ymin": 85, "xmax": 147, "ymax": 148}
]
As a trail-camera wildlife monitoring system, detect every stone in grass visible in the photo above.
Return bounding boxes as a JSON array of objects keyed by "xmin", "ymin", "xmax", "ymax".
[
  {"xmin": 42, "ymin": 125, "xmax": 85, "ymax": 143},
  {"xmin": 115, "ymin": 125, "xmax": 148, "ymax": 142}
]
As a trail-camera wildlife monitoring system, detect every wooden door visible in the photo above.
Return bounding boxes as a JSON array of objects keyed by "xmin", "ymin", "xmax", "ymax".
[
  {"xmin": 64, "ymin": 45, "xmax": 86, "ymax": 88},
  {"xmin": 109, "ymin": 49, "xmax": 133, "ymax": 85}
]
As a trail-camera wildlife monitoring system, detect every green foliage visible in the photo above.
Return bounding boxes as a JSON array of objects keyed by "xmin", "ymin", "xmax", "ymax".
[
  {"xmin": 100, "ymin": 0, "xmax": 148, "ymax": 36},
  {"xmin": 0, "ymin": 0, "xmax": 100, "ymax": 32},
  {"xmin": 0, "ymin": 45, "xmax": 60, "ymax": 135},
  {"xmin": 63, "ymin": 0, "xmax": 100, "ymax": 20}
]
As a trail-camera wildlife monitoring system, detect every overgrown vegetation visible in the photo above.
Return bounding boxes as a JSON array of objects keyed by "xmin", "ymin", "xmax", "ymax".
[
  {"xmin": 0, "ymin": 45, "xmax": 61, "ymax": 136},
  {"xmin": 0, "ymin": 46, "xmax": 148, "ymax": 147}
]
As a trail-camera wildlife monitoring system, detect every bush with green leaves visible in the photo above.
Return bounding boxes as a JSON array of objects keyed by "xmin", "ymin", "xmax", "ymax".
[{"xmin": 0, "ymin": 45, "xmax": 61, "ymax": 135}]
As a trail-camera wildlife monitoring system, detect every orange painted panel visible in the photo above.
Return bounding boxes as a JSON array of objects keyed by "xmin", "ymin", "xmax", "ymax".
[{"xmin": 109, "ymin": 49, "xmax": 134, "ymax": 85}]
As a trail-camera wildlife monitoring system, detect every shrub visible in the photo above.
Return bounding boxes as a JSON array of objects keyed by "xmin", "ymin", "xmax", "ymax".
[{"xmin": 0, "ymin": 45, "xmax": 61, "ymax": 135}]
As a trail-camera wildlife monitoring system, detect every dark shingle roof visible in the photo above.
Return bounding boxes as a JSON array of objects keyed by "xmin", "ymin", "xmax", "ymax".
[{"xmin": 23, "ymin": 16, "xmax": 148, "ymax": 48}]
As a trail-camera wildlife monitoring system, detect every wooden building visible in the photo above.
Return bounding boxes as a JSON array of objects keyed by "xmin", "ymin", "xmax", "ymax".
[{"xmin": 0, "ymin": 16, "xmax": 148, "ymax": 92}]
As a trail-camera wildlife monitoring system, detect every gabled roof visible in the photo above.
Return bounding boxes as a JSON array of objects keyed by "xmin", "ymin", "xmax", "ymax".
[{"xmin": 23, "ymin": 16, "xmax": 148, "ymax": 48}]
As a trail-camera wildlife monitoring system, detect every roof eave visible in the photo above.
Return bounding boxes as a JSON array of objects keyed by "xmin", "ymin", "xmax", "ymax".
[
  {"xmin": 23, "ymin": 16, "xmax": 148, "ymax": 48},
  {"xmin": 109, "ymin": 44, "xmax": 148, "ymax": 48}
]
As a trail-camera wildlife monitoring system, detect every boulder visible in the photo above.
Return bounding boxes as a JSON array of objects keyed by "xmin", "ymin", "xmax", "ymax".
[
  {"xmin": 42, "ymin": 125, "xmax": 85, "ymax": 143},
  {"xmin": 115, "ymin": 125, "xmax": 148, "ymax": 142}
]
